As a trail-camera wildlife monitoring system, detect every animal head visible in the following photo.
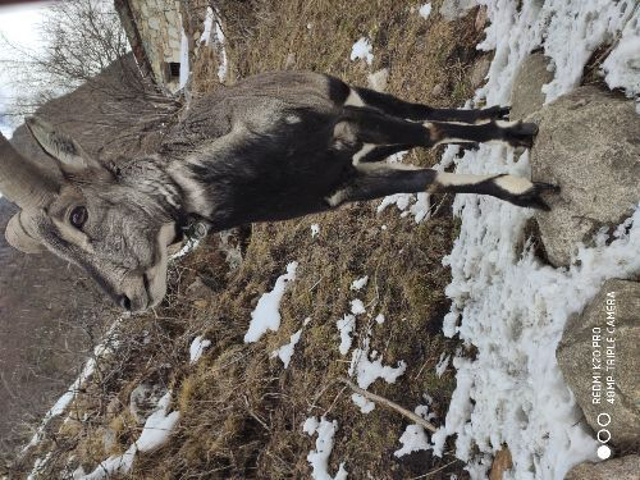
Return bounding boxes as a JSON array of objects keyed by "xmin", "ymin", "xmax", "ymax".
[{"xmin": 0, "ymin": 118, "xmax": 180, "ymax": 312}]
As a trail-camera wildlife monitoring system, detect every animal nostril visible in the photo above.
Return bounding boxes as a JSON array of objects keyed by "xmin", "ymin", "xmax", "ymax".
[{"xmin": 119, "ymin": 295, "xmax": 132, "ymax": 311}]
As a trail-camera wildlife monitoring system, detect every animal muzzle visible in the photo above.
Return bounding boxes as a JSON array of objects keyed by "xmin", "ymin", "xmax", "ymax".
[{"xmin": 117, "ymin": 265, "xmax": 168, "ymax": 312}]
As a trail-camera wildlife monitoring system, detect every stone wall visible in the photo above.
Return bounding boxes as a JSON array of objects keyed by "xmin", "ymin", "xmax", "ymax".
[{"xmin": 128, "ymin": 0, "xmax": 184, "ymax": 92}]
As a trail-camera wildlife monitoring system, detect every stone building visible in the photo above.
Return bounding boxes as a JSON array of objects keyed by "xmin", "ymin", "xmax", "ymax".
[{"xmin": 115, "ymin": 0, "xmax": 187, "ymax": 93}]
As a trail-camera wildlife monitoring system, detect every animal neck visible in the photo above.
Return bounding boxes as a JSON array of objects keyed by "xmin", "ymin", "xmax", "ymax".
[
  {"xmin": 165, "ymin": 156, "xmax": 221, "ymax": 225},
  {"xmin": 121, "ymin": 155, "xmax": 187, "ymax": 223}
]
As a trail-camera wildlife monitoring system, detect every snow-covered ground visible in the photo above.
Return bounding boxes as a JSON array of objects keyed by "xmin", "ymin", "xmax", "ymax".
[
  {"xmin": 244, "ymin": 261, "xmax": 299, "ymax": 343},
  {"xmin": 77, "ymin": 391, "xmax": 181, "ymax": 480},
  {"xmin": 407, "ymin": 1, "xmax": 640, "ymax": 479},
  {"xmin": 303, "ymin": 416, "xmax": 349, "ymax": 480},
  {"xmin": 350, "ymin": 37, "xmax": 374, "ymax": 65},
  {"xmin": 199, "ymin": 6, "xmax": 228, "ymax": 82}
]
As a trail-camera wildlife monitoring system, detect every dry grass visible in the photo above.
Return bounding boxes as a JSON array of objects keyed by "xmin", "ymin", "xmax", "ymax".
[{"xmin": 13, "ymin": 1, "xmax": 494, "ymax": 478}]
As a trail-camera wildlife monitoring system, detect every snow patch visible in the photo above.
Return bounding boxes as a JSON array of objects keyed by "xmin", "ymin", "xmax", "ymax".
[
  {"xmin": 602, "ymin": 24, "xmax": 640, "ymax": 97},
  {"xmin": 199, "ymin": 7, "xmax": 214, "ymax": 45},
  {"xmin": 198, "ymin": 6, "xmax": 228, "ymax": 82},
  {"xmin": 189, "ymin": 336, "xmax": 211, "ymax": 364},
  {"xmin": 435, "ymin": 353, "xmax": 450, "ymax": 377},
  {"xmin": 80, "ymin": 392, "xmax": 180, "ymax": 479},
  {"xmin": 179, "ymin": 27, "xmax": 190, "ymax": 89},
  {"xmin": 395, "ymin": 425, "xmax": 430, "ymax": 458},
  {"xmin": 350, "ymin": 37, "xmax": 373, "ymax": 65},
  {"xmin": 395, "ymin": 401, "xmax": 437, "ymax": 457},
  {"xmin": 271, "ymin": 326, "xmax": 304, "ymax": 368},
  {"xmin": 419, "ymin": 3, "xmax": 432, "ymax": 19},
  {"xmin": 350, "ymin": 299, "xmax": 366, "ymax": 315},
  {"xmin": 244, "ymin": 262, "xmax": 298, "ymax": 343},
  {"xmin": 336, "ymin": 314, "xmax": 356, "ymax": 356},
  {"xmin": 348, "ymin": 335, "xmax": 406, "ymax": 390},
  {"xmin": 135, "ymin": 392, "xmax": 181, "ymax": 452},
  {"xmin": 213, "ymin": 12, "xmax": 228, "ymax": 81},
  {"xmin": 350, "ymin": 276, "xmax": 369, "ymax": 291},
  {"xmin": 303, "ymin": 416, "xmax": 348, "ymax": 480},
  {"xmin": 351, "ymin": 393, "xmax": 376, "ymax": 414}
]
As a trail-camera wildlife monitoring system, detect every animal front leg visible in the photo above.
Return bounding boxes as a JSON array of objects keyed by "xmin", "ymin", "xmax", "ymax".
[
  {"xmin": 326, "ymin": 164, "xmax": 558, "ymax": 211},
  {"xmin": 350, "ymin": 86, "xmax": 510, "ymax": 123},
  {"xmin": 430, "ymin": 120, "xmax": 539, "ymax": 148},
  {"xmin": 337, "ymin": 107, "xmax": 537, "ymax": 164},
  {"xmin": 427, "ymin": 172, "xmax": 559, "ymax": 210}
]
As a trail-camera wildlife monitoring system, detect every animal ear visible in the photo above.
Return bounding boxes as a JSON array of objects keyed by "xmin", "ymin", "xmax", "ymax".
[
  {"xmin": 5, "ymin": 213, "xmax": 44, "ymax": 254},
  {"xmin": 25, "ymin": 116, "xmax": 107, "ymax": 176}
]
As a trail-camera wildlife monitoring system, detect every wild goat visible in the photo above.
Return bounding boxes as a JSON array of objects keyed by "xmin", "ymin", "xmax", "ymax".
[{"xmin": 1, "ymin": 72, "xmax": 557, "ymax": 312}]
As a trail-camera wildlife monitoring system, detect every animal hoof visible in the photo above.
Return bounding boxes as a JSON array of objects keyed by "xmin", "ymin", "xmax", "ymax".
[
  {"xmin": 481, "ymin": 105, "xmax": 511, "ymax": 121},
  {"xmin": 507, "ymin": 121, "xmax": 539, "ymax": 148},
  {"xmin": 519, "ymin": 182, "xmax": 560, "ymax": 211},
  {"xmin": 519, "ymin": 122, "xmax": 539, "ymax": 136}
]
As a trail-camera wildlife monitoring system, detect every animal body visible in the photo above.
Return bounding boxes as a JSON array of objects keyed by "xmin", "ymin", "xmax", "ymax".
[{"xmin": 0, "ymin": 72, "xmax": 557, "ymax": 312}]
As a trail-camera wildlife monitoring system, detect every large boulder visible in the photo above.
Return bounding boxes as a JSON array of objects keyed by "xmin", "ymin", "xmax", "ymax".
[
  {"xmin": 565, "ymin": 455, "xmax": 640, "ymax": 480},
  {"xmin": 509, "ymin": 52, "xmax": 553, "ymax": 121},
  {"xmin": 528, "ymin": 86, "xmax": 640, "ymax": 267},
  {"xmin": 557, "ymin": 279, "xmax": 640, "ymax": 450}
]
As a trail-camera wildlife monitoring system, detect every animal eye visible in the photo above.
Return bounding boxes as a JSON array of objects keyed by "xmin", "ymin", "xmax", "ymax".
[{"xmin": 70, "ymin": 206, "xmax": 88, "ymax": 229}]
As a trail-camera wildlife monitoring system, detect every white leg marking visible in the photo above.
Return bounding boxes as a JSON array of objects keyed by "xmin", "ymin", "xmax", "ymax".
[
  {"xmin": 345, "ymin": 89, "xmax": 365, "ymax": 107},
  {"xmin": 433, "ymin": 137, "xmax": 480, "ymax": 147},
  {"xmin": 326, "ymin": 189, "xmax": 347, "ymax": 207},
  {"xmin": 495, "ymin": 120, "xmax": 519, "ymax": 128},
  {"xmin": 352, "ymin": 143, "xmax": 376, "ymax": 165},
  {"xmin": 434, "ymin": 172, "xmax": 493, "ymax": 187},
  {"xmin": 494, "ymin": 175, "xmax": 533, "ymax": 195}
]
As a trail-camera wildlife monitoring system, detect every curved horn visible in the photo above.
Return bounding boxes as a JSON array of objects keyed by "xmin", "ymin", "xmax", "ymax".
[
  {"xmin": 0, "ymin": 131, "xmax": 56, "ymax": 208},
  {"xmin": 5, "ymin": 213, "xmax": 44, "ymax": 254}
]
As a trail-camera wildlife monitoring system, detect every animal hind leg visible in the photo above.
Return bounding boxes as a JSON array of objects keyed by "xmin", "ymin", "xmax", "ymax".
[
  {"xmin": 326, "ymin": 163, "xmax": 558, "ymax": 211},
  {"xmin": 340, "ymin": 106, "xmax": 537, "ymax": 150},
  {"xmin": 349, "ymin": 86, "xmax": 510, "ymax": 124}
]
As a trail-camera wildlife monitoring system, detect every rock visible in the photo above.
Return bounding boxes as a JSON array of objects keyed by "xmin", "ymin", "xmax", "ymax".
[
  {"xmin": 130, "ymin": 383, "xmax": 167, "ymax": 425},
  {"xmin": 489, "ymin": 446, "xmax": 513, "ymax": 480},
  {"xmin": 565, "ymin": 455, "xmax": 640, "ymax": 480},
  {"xmin": 367, "ymin": 68, "xmax": 389, "ymax": 92},
  {"xmin": 440, "ymin": 0, "xmax": 477, "ymax": 22},
  {"xmin": 475, "ymin": 6, "xmax": 488, "ymax": 32},
  {"xmin": 186, "ymin": 276, "xmax": 211, "ymax": 299},
  {"xmin": 510, "ymin": 53, "xmax": 554, "ymax": 121},
  {"xmin": 218, "ymin": 229, "xmax": 245, "ymax": 270},
  {"xmin": 102, "ymin": 427, "xmax": 117, "ymax": 451},
  {"xmin": 470, "ymin": 56, "xmax": 492, "ymax": 89},
  {"xmin": 529, "ymin": 86, "xmax": 640, "ymax": 266},
  {"xmin": 284, "ymin": 53, "xmax": 296, "ymax": 69},
  {"xmin": 557, "ymin": 279, "xmax": 640, "ymax": 449},
  {"xmin": 431, "ymin": 83, "xmax": 445, "ymax": 97}
]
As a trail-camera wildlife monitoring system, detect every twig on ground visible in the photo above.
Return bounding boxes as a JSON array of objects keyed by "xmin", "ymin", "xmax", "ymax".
[
  {"xmin": 409, "ymin": 459, "xmax": 460, "ymax": 479},
  {"xmin": 338, "ymin": 377, "xmax": 438, "ymax": 433}
]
